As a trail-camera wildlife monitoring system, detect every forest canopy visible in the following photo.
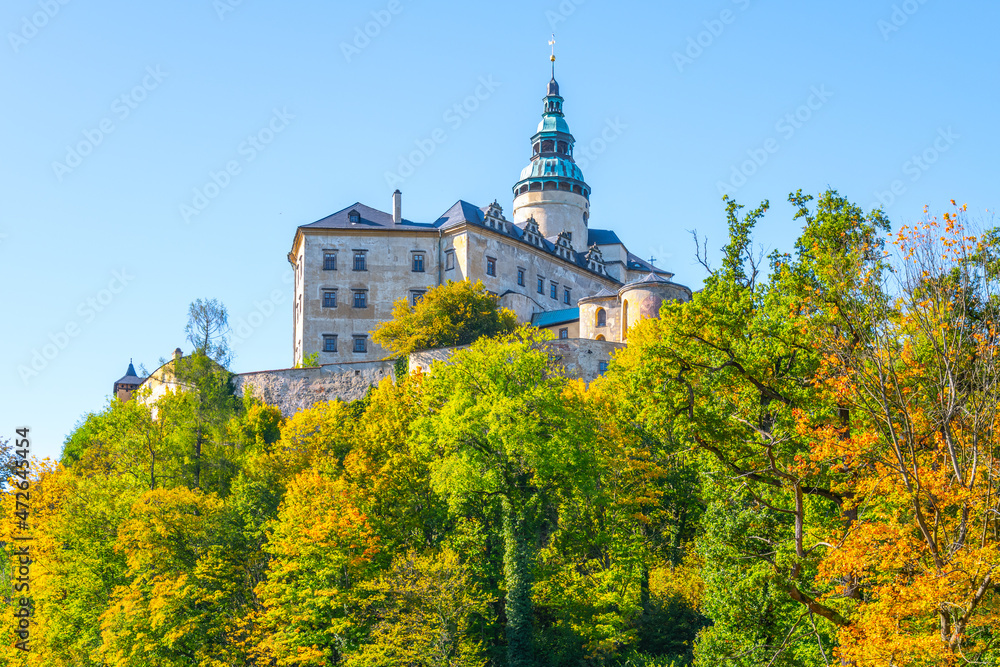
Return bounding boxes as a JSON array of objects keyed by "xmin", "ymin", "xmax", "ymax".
[{"xmin": 5, "ymin": 191, "xmax": 1000, "ymax": 667}]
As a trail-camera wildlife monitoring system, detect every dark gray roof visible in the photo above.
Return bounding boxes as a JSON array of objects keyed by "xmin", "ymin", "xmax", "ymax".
[
  {"xmin": 434, "ymin": 200, "xmax": 485, "ymax": 229},
  {"xmin": 300, "ymin": 200, "xmax": 624, "ymax": 282},
  {"xmin": 300, "ymin": 202, "xmax": 435, "ymax": 230},
  {"xmin": 115, "ymin": 361, "xmax": 143, "ymax": 387},
  {"xmin": 588, "ymin": 229, "xmax": 623, "ymax": 246},
  {"xmin": 626, "ymin": 252, "xmax": 672, "ymax": 277},
  {"xmin": 579, "ymin": 287, "xmax": 618, "ymax": 302},
  {"xmin": 626, "ymin": 271, "xmax": 673, "ymax": 286}
]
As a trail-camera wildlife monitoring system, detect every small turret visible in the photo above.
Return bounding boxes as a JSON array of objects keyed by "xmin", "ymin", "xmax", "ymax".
[{"xmin": 113, "ymin": 359, "xmax": 144, "ymax": 402}]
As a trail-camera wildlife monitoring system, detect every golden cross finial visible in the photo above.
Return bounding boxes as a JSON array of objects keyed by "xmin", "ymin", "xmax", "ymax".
[{"xmin": 549, "ymin": 34, "xmax": 556, "ymax": 63}]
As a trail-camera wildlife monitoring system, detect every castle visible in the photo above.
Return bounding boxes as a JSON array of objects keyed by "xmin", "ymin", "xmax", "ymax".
[
  {"xmin": 115, "ymin": 58, "xmax": 691, "ymax": 413},
  {"xmin": 288, "ymin": 64, "xmax": 690, "ymax": 365}
]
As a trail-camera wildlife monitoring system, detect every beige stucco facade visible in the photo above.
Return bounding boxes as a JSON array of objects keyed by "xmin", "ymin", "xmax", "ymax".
[
  {"xmin": 284, "ymin": 70, "xmax": 693, "ymax": 366},
  {"xmin": 512, "ymin": 189, "xmax": 589, "ymax": 252}
]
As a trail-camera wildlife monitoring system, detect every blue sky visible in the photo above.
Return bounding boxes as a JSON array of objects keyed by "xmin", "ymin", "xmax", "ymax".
[{"xmin": 2, "ymin": 0, "xmax": 997, "ymax": 461}]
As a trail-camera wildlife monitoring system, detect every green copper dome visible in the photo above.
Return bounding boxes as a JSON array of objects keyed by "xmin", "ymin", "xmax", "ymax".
[
  {"xmin": 513, "ymin": 75, "xmax": 590, "ymax": 199},
  {"xmin": 537, "ymin": 114, "xmax": 571, "ymax": 134},
  {"xmin": 519, "ymin": 157, "xmax": 584, "ymax": 181}
]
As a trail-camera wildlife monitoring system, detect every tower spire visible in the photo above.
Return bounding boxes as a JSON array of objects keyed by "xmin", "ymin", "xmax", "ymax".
[{"xmin": 549, "ymin": 34, "xmax": 556, "ymax": 78}]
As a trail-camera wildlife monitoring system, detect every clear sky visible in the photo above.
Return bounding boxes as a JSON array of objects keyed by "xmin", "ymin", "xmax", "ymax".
[{"xmin": 2, "ymin": 0, "xmax": 997, "ymax": 461}]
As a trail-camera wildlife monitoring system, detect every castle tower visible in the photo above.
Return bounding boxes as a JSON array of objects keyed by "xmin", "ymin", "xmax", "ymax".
[
  {"xmin": 113, "ymin": 360, "xmax": 143, "ymax": 402},
  {"xmin": 512, "ymin": 46, "xmax": 591, "ymax": 251}
]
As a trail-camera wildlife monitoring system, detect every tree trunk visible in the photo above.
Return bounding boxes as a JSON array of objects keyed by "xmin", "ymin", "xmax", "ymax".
[{"xmin": 502, "ymin": 500, "xmax": 534, "ymax": 667}]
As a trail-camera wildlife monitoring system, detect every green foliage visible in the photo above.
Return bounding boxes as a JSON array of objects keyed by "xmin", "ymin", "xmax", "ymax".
[
  {"xmin": 371, "ymin": 279, "xmax": 519, "ymax": 357},
  {"xmin": 296, "ymin": 351, "xmax": 321, "ymax": 368},
  {"xmin": 416, "ymin": 329, "xmax": 600, "ymax": 667},
  {"xmin": 27, "ymin": 189, "xmax": 998, "ymax": 666},
  {"xmin": 185, "ymin": 297, "xmax": 233, "ymax": 366}
]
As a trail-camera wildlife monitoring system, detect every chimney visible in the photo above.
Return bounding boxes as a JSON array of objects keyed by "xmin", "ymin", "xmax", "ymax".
[
  {"xmin": 392, "ymin": 189, "xmax": 402, "ymax": 224},
  {"xmin": 173, "ymin": 347, "xmax": 182, "ymax": 361}
]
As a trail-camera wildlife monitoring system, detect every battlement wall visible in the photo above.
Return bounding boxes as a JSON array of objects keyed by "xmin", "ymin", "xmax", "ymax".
[
  {"xmin": 234, "ymin": 360, "xmax": 395, "ymax": 416},
  {"xmin": 409, "ymin": 338, "xmax": 624, "ymax": 382}
]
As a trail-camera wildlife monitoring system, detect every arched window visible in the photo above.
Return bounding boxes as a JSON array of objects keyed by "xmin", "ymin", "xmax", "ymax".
[
  {"xmin": 596, "ymin": 308, "xmax": 606, "ymax": 328},
  {"xmin": 533, "ymin": 142, "xmax": 540, "ymax": 155},
  {"xmin": 541, "ymin": 139, "xmax": 554, "ymax": 152},
  {"xmin": 557, "ymin": 141, "xmax": 567, "ymax": 154},
  {"xmin": 529, "ymin": 182, "xmax": 542, "ymax": 192},
  {"xmin": 596, "ymin": 334, "xmax": 606, "ymax": 341},
  {"xmin": 622, "ymin": 300, "xmax": 629, "ymax": 340},
  {"xmin": 543, "ymin": 181, "xmax": 557, "ymax": 191}
]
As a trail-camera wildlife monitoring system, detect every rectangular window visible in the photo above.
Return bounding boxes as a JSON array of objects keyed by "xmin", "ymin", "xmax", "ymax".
[
  {"xmin": 599, "ymin": 361, "xmax": 609, "ymax": 374},
  {"xmin": 559, "ymin": 328, "xmax": 569, "ymax": 339},
  {"xmin": 353, "ymin": 291, "xmax": 367, "ymax": 308},
  {"xmin": 412, "ymin": 253, "xmax": 425, "ymax": 272},
  {"xmin": 446, "ymin": 250, "xmax": 455, "ymax": 271},
  {"xmin": 563, "ymin": 288, "xmax": 571, "ymax": 305},
  {"xmin": 323, "ymin": 335, "xmax": 337, "ymax": 352},
  {"xmin": 537, "ymin": 277, "xmax": 544, "ymax": 294},
  {"xmin": 322, "ymin": 290, "xmax": 337, "ymax": 308},
  {"xmin": 353, "ymin": 251, "xmax": 367, "ymax": 271},
  {"xmin": 550, "ymin": 283, "xmax": 558, "ymax": 299},
  {"xmin": 486, "ymin": 257, "xmax": 496, "ymax": 277},
  {"xmin": 353, "ymin": 336, "xmax": 367, "ymax": 353},
  {"xmin": 517, "ymin": 268, "xmax": 525, "ymax": 286},
  {"xmin": 323, "ymin": 252, "xmax": 337, "ymax": 271},
  {"xmin": 410, "ymin": 290, "xmax": 425, "ymax": 307}
]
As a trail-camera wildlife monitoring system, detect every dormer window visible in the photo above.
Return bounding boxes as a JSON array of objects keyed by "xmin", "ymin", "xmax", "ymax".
[{"xmin": 348, "ymin": 209, "xmax": 361, "ymax": 224}]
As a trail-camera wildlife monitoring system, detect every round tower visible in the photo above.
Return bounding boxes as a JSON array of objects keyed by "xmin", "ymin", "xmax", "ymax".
[
  {"xmin": 618, "ymin": 273, "xmax": 693, "ymax": 340},
  {"xmin": 512, "ymin": 66, "xmax": 591, "ymax": 251}
]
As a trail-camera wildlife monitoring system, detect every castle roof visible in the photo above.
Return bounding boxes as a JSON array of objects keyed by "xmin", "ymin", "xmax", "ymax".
[
  {"xmin": 115, "ymin": 361, "xmax": 143, "ymax": 387},
  {"xmin": 434, "ymin": 200, "xmax": 485, "ymax": 229},
  {"xmin": 625, "ymin": 271, "xmax": 673, "ymax": 286},
  {"xmin": 519, "ymin": 156, "xmax": 585, "ymax": 182},
  {"xmin": 626, "ymin": 252, "xmax": 673, "ymax": 278},
  {"xmin": 531, "ymin": 307, "xmax": 580, "ymax": 327},
  {"xmin": 300, "ymin": 202, "xmax": 435, "ymax": 230},
  {"xmin": 588, "ymin": 229, "xmax": 623, "ymax": 246},
  {"xmin": 578, "ymin": 287, "xmax": 618, "ymax": 303}
]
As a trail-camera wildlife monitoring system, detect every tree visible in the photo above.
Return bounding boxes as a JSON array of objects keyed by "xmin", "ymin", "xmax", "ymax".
[
  {"xmin": 416, "ymin": 330, "xmax": 598, "ymax": 667},
  {"xmin": 612, "ymin": 191, "xmax": 888, "ymax": 665},
  {"xmin": 346, "ymin": 549, "xmax": 489, "ymax": 667},
  {"xmin": 371, "ymin": 280, "xmax": 519, "ymax": 357},
  {"xmin": 253, "ymin": 470, "xmax": 381, "ymax": 666},
  {"xmin": 98, "ymin": 487, "xmax": 254, "ymax": 667},
  {"xmin": 185, "ymin": 298, "xmax": 233, "ymax": 367},
  {"xmin": 807, "ymin": 205, "xmax": 1000, "ymax": 664},
  {"xmin": 160, "ymin": 353, "xmax": 238, "ymax": 492}
]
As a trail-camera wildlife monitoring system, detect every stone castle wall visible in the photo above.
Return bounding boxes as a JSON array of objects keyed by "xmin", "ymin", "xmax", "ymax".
[
  {"xmin": 234, "ymin": 360, "xmax": 396, "ymax": 417},
  {"xmin": 144, "ymin": 339, "xmax": 621, "ymax": 421},
  {"xmin": 409, "ymin": 338, "xmax": 624, "ymax": 383}
]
